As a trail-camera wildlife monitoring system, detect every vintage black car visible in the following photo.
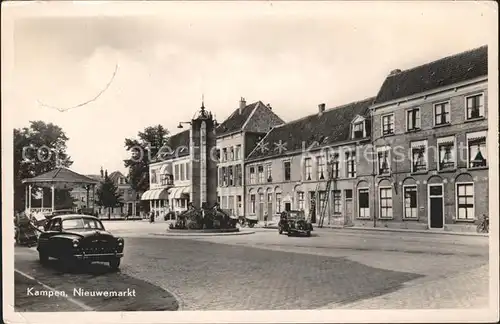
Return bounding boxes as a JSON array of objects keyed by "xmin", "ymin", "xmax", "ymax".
[
  {"xmin": 37, "ymin": 215, "xmax": 124, "ymax": 270},
  {"xmin": 278, "ymin": 210, "xmax": 313, "ymax": 237}
]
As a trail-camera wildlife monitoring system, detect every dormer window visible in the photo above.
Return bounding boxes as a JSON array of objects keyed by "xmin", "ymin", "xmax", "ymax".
[
  {"xmin": 353, "ymin": 122, "xmax": 364, "ymax": 139},
  {"xmin": 351, "ymin": 115, "xmax": 367, "ymax": 139}
]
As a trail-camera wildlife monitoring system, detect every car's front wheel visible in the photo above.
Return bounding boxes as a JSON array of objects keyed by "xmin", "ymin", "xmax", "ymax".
[
  {"xmin": 109, "ymin": 258, "xmax": 121, "ymax": 270},
  {"xmin": 39, "ymin": 251, "xmax": 49, "ymax": 265}
]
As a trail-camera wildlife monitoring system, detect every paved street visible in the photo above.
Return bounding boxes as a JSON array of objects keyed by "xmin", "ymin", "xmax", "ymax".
[{"xmin": 15, "ymin": 221, "xmax": 489, "ymax": 311}]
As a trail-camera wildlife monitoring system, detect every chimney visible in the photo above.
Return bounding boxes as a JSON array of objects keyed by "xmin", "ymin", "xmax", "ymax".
[
  {"xmin": 318, "ymin": 103, "xmax": 326, "ymax": 115},
  {"xmin": 239, "ymin": 97, "xmax": 246, "ymax": 114},
  {"xmin": 266, "ymin": 103, "xmax": 272, "ymax": 110},
  {"xmin": 100, "ymin": 166, "xmax": 104, "ymax": 178},
  {"xmin": 104, "ymin": 169, "xmax": 108, "ymax": 179},
  {"xmin": 389, "ymin": 69, "xmax": 402, "ymax": 76}
]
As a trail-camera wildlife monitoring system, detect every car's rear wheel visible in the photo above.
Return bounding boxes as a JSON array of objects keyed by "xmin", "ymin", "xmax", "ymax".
[
  {"xmin": 39, "ymin": 251, "xmax": 49, "ymax": 265},
  {"xmin": 306, "ymin": 231, "xmax": 311, "ymax": 237},
  {"xmin": 109, "ymin": 258, "xmax": 121, "ymax": 270}
]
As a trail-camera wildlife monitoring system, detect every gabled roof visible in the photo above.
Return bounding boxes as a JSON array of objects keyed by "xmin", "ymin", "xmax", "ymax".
[
  {"xmin": 85, "ymin": 174, "xmax": 102, "ymax": 181},
  {"xmin": 216, "ymin": 101, "xmax": 284, "ymax": 136},
  {"xmin": 22, "ymin": 167, "xmax": 99, "ymax": 186},
  {"xmin": 154, "ymin": 129, "xmax": 190, "ymax": 162},
  {"xmin": 374, "ymin": 45, "xmax": 488, "ymax": 105},
  {"xmin": 108, "ymin": 171, "xmax": 126, "ymax": 184},
  {"xmin": 247, "ymin": 97, "xmax": 375, "ymax": 161}
]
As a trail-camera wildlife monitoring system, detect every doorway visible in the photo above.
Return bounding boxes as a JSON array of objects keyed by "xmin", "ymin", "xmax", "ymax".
[{"xmin": 428, "ymin": 184, "xmax": 444, "ymax": 229}]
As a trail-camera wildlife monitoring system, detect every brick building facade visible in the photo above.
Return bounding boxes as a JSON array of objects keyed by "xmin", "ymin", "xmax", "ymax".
[{"xmin": 361, "ymin": 45, "xmax": 489, "ymax": 231}]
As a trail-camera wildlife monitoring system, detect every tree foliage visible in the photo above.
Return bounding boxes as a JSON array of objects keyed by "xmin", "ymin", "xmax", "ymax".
[
  {"xmin": 14, "ymin": 121, "xmax": 74, "ymax": 212},
  {"xmin": 96, "ymin": 173, "xmax": 122, "ymax": 218},
  {"xmin": 123, "ymin": 125, "xmax": 170, "ymax": 193}
]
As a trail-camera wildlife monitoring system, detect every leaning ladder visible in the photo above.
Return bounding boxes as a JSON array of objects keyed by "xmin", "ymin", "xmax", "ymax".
[{"xmin": 317, "ymin": 170, "xmax": 337, "ymax": 228}]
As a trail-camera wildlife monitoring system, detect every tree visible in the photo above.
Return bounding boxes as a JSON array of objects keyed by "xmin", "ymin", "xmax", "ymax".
[
  {"xmin": 123, "ymin": 125, "xmax": 170, "ymax": 194},
  {"xmin": 14, "ymin": 121, "xmax": 74, "ymax": 212},
  {"xmin": 96, "ymin": 173, "xmax": 122, "ymax": 219}
]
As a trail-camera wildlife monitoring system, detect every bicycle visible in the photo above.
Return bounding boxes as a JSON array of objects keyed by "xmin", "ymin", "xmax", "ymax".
[{"xmin": 476, "ymin": 214, "xmax": 489, "ymax": 233}]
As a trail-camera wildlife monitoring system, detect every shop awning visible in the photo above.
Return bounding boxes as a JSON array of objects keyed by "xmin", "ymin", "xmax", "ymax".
[
  {"xmin": 169, "ymin": 186, "xmax": 191, "ymax": 199},
  {"xmin": 141, "ymin": 188, "xmax": 169, "ymax": 200}
]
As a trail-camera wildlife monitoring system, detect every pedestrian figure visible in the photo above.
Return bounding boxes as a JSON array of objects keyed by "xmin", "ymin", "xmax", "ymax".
[
  {"xmin": 150, "ymin": 211, "xmax": 155, "ymax": 223},
  {"xmin": 264, "ymin": 213, "xmax": 268, "ymax": 227}
]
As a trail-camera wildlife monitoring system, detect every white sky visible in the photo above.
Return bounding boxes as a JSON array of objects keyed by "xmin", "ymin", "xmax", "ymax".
[{"xmin": 3, "ymin": 1, "xmax": 496, "ymax": 175}]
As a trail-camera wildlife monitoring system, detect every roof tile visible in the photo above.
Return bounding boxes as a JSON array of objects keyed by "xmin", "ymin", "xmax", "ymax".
[
  {"xmin": 374, "ymin": 45, "xmax": 488, "ymax": 104},
  {"xmin": 247, "ymin": 97, "xmax": 375, "ymax": 161}
]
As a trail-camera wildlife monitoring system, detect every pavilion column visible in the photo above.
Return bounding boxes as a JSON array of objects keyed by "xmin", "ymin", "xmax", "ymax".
[
  {"xmin": 92, "ymin": 185, "xmax": 96, "ymax": 214},
  {"xmin": 86, "ymin": 185, "xmax": 90, "ymax": 210},
  {"xmin": 28, "ymin": 185, "xmax": 32, "ymax": 213},
  {"xmin": 51, "ymin": 185, "xmax": 55, "ymax": 212},
  {"xmin": 41, "ymin": 187, "xmax": 44, "ymax": 210}
]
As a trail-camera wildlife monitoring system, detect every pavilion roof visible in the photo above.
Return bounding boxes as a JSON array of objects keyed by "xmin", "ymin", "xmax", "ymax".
[{"xmin": 22, "ymin": 167, "xmax": 99, "ymax": 188}]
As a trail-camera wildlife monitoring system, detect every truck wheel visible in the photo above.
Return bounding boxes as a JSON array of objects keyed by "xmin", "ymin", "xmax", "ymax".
[
  {"xmin": 248, "ymin": 223, "xmax": 255, "ymax": 228},
  {"xmin": 109, "ymin": 258, "xmax": 121, "ymax": 270}
]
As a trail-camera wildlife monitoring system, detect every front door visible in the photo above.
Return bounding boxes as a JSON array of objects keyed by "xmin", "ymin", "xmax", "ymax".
[
  {"xmin": 428, "ymin": 184, "xmax": 444, "ymax": 229},
  {"xmin": 284, "ymin": 202, "xmax": 291, "ymax": 212},
  {"xmin": 345, "ymin": 199, "xmax": 353, "ymax": 225}
]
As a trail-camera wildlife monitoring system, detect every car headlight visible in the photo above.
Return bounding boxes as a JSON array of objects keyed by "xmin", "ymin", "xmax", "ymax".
[
  {"xmin": 72, "ymin": 239, "xmax": 79, "ymax": 248},
  {"xmin": 117, "ymin": 237, "xmax": 124, "ymax": 246}
]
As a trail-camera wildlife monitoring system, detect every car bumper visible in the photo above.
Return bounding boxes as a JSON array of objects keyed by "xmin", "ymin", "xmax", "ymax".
[
  {"xmin": 289, "ymin": 229, "xmax": 310, "ymax": 234},
  {"xmin": 74, "ymin": 252, "xmax": 123, "ymax": 261}
]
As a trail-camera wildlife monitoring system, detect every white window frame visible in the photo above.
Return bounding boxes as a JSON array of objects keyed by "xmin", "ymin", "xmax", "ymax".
[
  {"xmin": 402, "ymin": 185, "xmax": 418, "ymax": 219},
  {"xmin": 297, "ymin": 191, "xmax": 305, "ymax": 211},
  {"xmin": 332, "ymin": 190, "xmax": 342, "ymax": 214},
  {"xmin": 304, "ymin": 157, "xmax": 312, "ymax": 181},
  {"xmin": 352, "ymin": 121, "xmax": 365, "ymax": 139},
  {"xmin": 433, "ymin": 100, "xmax": 451, "ymax": 126},
  {"xmin": 249, "ymin": 166, "xmax": 256, "ymax": 184},
  {"xmin": 376, "ymin": 146, "xmax": 391, "ymax": 175},
  {"xmin": 437, "ymin": 136, "xmax": 456, "ymax": 171},
  {"xmin": 455, "ymin": 182, "xmax": 475, "ymax": 221},
  {"xmin": 250, "ymin": 194, "xmax": 256, "ymax": 214},
  {"xmin": 378, "ymin": 186, "xmax": 393, "ymax": 219},
  {"xmin": 406, "ymin": 107, "xmax": 421, "ymax": 131},
  {"xmin": 410, "ymin": 140, "xmax": 428, "ymax": 173},
  {"xmin": 466, "ymin": 131, "xmax": 487, "ymax": 169},
  {"xmin": 357, "ymin": 187, "xmax": 370, "ymax": 219},
  {"xmin": 381, "ymin": 113, "xmax": 395, "ymax": 136},
  {"xmin": 345, "ymin": 150, "xmax": 356, "ymax": 178},
  {"xmin": 465, "ymin": 92, "xmax": 485, "ymax": 120},
  {"xmin": 317, "ymin": 155, "xmax": 326, "ymax": 180}
]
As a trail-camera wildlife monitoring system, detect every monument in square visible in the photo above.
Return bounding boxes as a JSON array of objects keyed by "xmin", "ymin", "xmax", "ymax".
[{"xmin": 169, "ymin": 101, "xmax": 238, "ymax": 232}]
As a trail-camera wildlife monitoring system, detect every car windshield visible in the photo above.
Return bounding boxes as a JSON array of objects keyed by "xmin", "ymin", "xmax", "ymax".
[
  {"xmin": 288, "ymin": 211, "xmax": 304, "ymax": 220},
  {"xmin": 62, "ymin": 218, "xmax": 104, "ymax": 230}
]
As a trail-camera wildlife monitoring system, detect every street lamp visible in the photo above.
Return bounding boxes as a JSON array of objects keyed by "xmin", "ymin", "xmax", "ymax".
[{"xmin": 177, "ymin": 121, "xmax": 191, "ymax": 129}]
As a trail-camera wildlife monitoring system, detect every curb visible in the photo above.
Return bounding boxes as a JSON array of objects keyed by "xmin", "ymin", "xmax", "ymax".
[
  {"xmin": 150, "ymin": 230, "xmax": 256, "ymax": 237},
  {"xmin": 263, "ymin": 225, "xmax": 487, "ymax": 237}
]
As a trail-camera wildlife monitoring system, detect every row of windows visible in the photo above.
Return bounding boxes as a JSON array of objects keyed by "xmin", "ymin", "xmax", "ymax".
[
  {"xmin": 217, "ymin": 195, "xmax": 242, "ymax": 216},
  {"xmin": 248, "ymin": 163, "xmax": 273, "ymax": 184},
  {"xmin": 376, "ymin": 131, "xmax": 487, "ymax": 175},
  {"xmin": 380, "ymin": 93, "xmax": 485, "ymax": 136},
  {"xmin": 218, "ymin": 165, "xmax": 243, "ymax": 187},
  {"xmin": 150, "ymin": 162, "xmax": 190, "ymax": 185},
  {"xmin": 357, "ymin": 183, "xmax": 476, "ymax": 220},
  {"xmin": 304, "ymin": 151, "xmax": 356, "ymax": 181},
  {"xmin": 218, "ymin": 145, "xmax": 242, "ymax": 163}
]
